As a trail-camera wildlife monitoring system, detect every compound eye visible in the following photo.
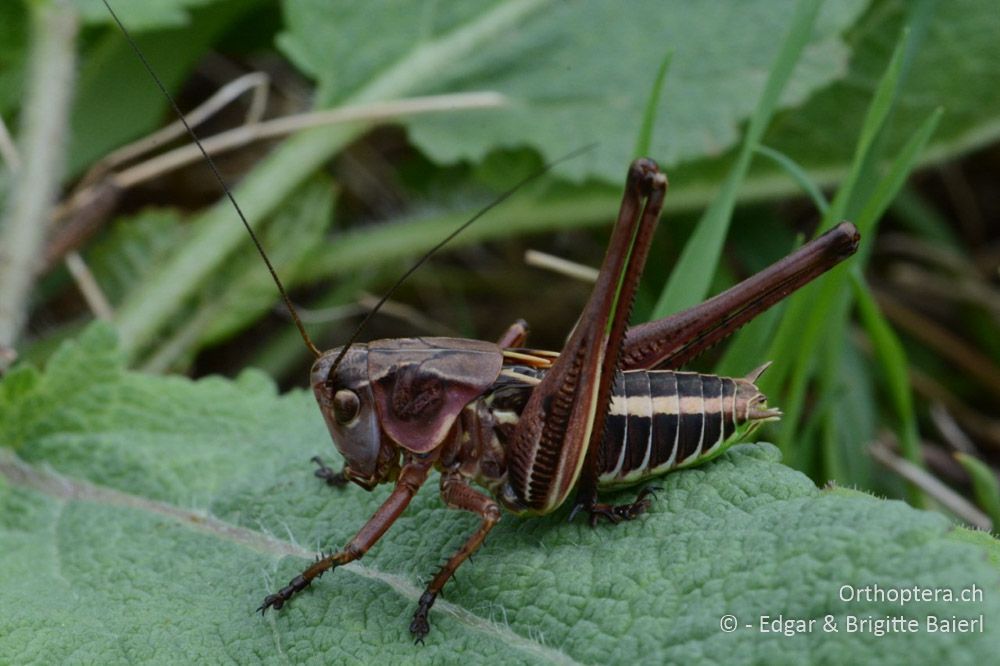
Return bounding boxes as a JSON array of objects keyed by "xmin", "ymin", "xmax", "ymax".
[{"xmin": 332, "ymin": 389, "xmax": 361, "ymax": 424}]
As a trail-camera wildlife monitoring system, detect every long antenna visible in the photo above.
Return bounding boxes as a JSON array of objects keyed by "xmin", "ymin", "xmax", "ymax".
[
  {"xmin": 326, "ymin": 143, "xmax": 595, "ymax": 375},
  {"xmin": 105, "ymin": 0, "xmax": 593, "ymax": 371},
  {"xmin": 103, "ymin": 0, "xmax": 322, "ymax": 358}
]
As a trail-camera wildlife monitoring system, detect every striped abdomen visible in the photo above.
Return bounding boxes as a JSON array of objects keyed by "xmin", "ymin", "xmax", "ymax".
[{"xmin": 597, "ymin": 367, "xmax": 779, "ymax": 488}]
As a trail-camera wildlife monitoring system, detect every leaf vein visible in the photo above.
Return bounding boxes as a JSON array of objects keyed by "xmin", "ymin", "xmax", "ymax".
[{"xmin": 0, "ymin": 451, "xmax": 582, "ymax": 665}]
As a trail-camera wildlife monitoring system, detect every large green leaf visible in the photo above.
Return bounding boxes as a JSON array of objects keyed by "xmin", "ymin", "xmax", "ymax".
[
  {"xmin": 275, "ymin": 0, "xmax": 1000, "ymax": 192},
  {"xmin": 76, "ymin": 0, "xmax": 222, "ymax": 30},
  {"xmin": 88, "ymin": 0, "xmax": 1000, "ymax": 357},
  {"xmin": 764, "ymin": 0, "xmax": 1000, "ymax": 179},
  {"xmin": 67, "ymin": 0, "xmax": 262, "ymax": 175},
  {"xmin": 0, "ymin": 2, "xmax": 29, "ymax": 118},
  {"xmin": 2, "ymin": 325, "xmax": 998, "ymax": 663},
  {"xmin": 277, "ymin": 0, "xmax": 867, "ymax": 184}
]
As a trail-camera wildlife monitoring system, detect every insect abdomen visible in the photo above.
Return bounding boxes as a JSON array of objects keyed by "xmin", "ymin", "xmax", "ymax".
[{"xmin": 597, "ymin": 369, "xmax": 777, "ymax": 488}]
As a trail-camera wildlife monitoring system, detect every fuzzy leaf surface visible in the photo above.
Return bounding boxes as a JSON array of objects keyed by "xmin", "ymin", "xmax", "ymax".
[
  {"xmin": 277, "ymin": 0, "xmax": 867, "ymax": 183},
  {"xmin": 1, "ymin": 325, "xmax": 998, "ymax": 664}
]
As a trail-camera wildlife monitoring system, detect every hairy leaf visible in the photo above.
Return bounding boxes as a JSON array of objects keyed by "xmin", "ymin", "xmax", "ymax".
[
  {"xmin": 277, "ymin": 0, "xmax": 866, "ymax": 184},
  {"xmin": 1, "ymin": 325, "xmax": 998, "ymax": 663}
]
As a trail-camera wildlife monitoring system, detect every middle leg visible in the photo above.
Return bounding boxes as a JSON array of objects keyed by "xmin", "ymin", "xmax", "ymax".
[
  {"xmin": 409, "ymin": 472, "xmax": 501, "ymax": 641},
  {"xmin": 496, "ymin": 319, "xmax": 529, "ymax": 348}
]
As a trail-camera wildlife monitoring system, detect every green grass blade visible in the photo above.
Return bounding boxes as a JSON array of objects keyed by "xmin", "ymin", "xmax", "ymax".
[
  {"xmin": 851, "ymin": 271, "xmax": 924, "ymax": 505},
  {"xmin": 754, "ymin": 145, "xmax": 830, "ymax": 214},
  {"xmin": 111, "ymin": 0, "xmax": 548, "ymax": 361},
  {"xmin": 955, "ymin": 453, "xmax": 1000, "ymax": 531},
  {"xmin": 891, "ymin": 187, "xmax": 963, "ymax": 250},
  {"xmin": 715, "ymin": 303, "xmax": 786, "ymax": 378},
  {"xmin": 771, "ymin": 275, "xmax": 841, "ymax": 465},
  {"xmin": 823, "ymin": 28, "xmax": 910, "ymax": 227},
  {"xmin": 854, "ymin": 108, "xmax": 944, "ymax": 255},
  {"xmin": 633, "ymin": 51, "xmax": 673, "ymax": 159},
  {"xmin": 810, "ymin": 108, "xmax": 942, "ymax": 501},
  {"xmin": 651, "ymin": 0, "xmax": 823, "ymax": 319},
  {"xmin": 763, "ymin": 28, "xmax": 912, "ymax": 405}
]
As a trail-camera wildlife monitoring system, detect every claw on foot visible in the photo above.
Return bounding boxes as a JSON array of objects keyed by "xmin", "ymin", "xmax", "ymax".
[
  {"xmin": 257, "ymin": 594, "xmax": 283, "ymax": 614},
  {"xmin": 257, "ymin": 574, "xmax": 310, "ymax": 615},
  {"xmin": 312, "ymin": 456, "xmax": 348, "ymax": 487},
  {"xmin": 410, "ymin": 616, "xmax": 429, "ymax": 644},
  {"xmin": 410, "ymin": 591, "xmax": 436, "ymax": 643},
  {"xmin": 570, "ymin": 485, "xmax": 660, "ymax": 526}
]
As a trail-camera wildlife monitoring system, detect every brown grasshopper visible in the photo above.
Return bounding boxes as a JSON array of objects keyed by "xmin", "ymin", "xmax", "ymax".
[
  {"xmin": 258, "ymin": 162, "xmax": 858, "ymax": 639},
  {"xmin": 103, "ymin": 0, "xmax": 859, "ymax": 642}
]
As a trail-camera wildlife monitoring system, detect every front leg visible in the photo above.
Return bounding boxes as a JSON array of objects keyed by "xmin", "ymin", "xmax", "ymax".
[
  {"xmin": 258, "ymin": 456, "xmax": 433, "ymax": 613},
  {"xmin": 409, "ymin": 472, "xmax": 501, "ymax": 642},
  {"xmin": 311, "ymin": 455, "xmax": 348, "ymax": 487}
]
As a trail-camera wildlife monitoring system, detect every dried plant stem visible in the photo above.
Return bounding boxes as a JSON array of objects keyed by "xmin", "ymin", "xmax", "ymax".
[
  {"xmin": 870, "ymin": 438, "xmax": 990, "ymax": 529},
  {"xmin": 47, "ymin": 91, "xmax": 506, "ymax": 265},
  {"xmin": 0, "ymin": 1, "xmax": 79, "ymax": 361},
  {"xmin": 64, "ymin": 252, "xmax": 114, "ymax": 320},
  {"xmin": 874, "ymin": 289, "xmax": 1000, "ymax": 400},
  {"xmin": 524, "ymin": 250, "xmax": 599, "ymax": 283},
  {"xmin": 112, "ymin": 92, "xmax": 505, "ymax": 190},
  {"xmin": 92, "ymin": 72, "xmax": 270, "ymax": 178},
  {"xmin": 0, "ymin": 116, "xmax": 20, "ymax": 172}
]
